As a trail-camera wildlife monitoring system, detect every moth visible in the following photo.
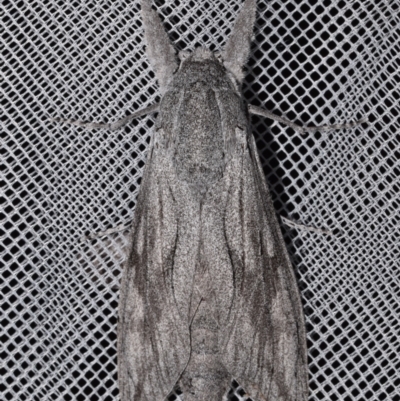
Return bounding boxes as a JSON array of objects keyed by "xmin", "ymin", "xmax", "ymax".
[
  {"xmin": 119, "ymin": 2, "xmax": 309, "ymax": 400},
  {"xmin": 51, "ymin": 0, "xmax": 366, "ymax": 400}
]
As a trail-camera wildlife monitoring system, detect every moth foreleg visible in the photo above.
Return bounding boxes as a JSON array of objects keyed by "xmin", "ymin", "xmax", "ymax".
[
  {"xmin": 248, "ymin": 104, "xmax": 368, "ymax": 135},
  {"xmin": 50, "ymin": 102, "xmax": 159, "ymax": 131},
  {"xmin": 80, "ymin": 222, "xmax": 131, "ymax": 242},
  {"xmin": 281, "ymin": 216, "xmax": 332, "ymax": 236}
]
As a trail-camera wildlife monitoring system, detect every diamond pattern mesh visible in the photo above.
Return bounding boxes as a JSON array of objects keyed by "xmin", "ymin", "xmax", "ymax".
[{"xmin": 2, "ymin": 0, "xmax": 399, "ymax": 400}]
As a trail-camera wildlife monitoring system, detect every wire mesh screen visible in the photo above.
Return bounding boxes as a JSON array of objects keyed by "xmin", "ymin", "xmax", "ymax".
[{"xmin": 2, "ymin": 0, "xmax": 399, "ymax": 400}]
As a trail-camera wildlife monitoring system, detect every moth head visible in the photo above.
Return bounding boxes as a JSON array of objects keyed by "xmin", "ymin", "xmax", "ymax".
[
  {"xmin": 175, "ymin": 47, "xmax": 240, "ymax": 91},
  {"xmin": 179, "ymin": 47, "xmax": 214, "ymax": 62},
  {"xmin": 141, "ymin": 0, "xmax": 256, "ymax": 93}
]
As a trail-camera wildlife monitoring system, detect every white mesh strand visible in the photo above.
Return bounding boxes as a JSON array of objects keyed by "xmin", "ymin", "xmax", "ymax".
[{"xmin": 2, "ymin": 0, "xmax": 399, "ymax": 400}]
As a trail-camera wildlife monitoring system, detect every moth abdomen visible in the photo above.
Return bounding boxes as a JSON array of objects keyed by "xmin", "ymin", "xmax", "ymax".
[{"xmin": 181, "ymin": 310, "xmax": 230, "ymax": 401}]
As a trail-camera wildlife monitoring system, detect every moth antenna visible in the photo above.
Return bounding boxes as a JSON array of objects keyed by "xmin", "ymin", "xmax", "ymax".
[
  {"xmin": 222, "ymin": 0, "xmax": 257, "ymax": 83},
  {"xmin": 141, "ymin": 0, "xmax": 178, "ymax": 94}
]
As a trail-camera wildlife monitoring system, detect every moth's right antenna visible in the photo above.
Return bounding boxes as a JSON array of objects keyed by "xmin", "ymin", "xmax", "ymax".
[{"xmin": 222, "ymin": 0, "xmax": 257, "ymax": 83}]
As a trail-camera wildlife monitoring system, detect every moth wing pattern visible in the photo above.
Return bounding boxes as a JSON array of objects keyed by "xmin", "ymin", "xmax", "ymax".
[
  {"xmin": 219, "ymin": 130, "xmax": 309, "ymax": 400},
  {"xmin": 118, "ymin": 146, "xmax": 191, "ymax": 400},
  {"xmin": 118, "ymin": 0, "xmax": 308, "ymax": 400},
  {"xmin": 219, "ymin": 1, "xmax": 309, "ymax": 392}
]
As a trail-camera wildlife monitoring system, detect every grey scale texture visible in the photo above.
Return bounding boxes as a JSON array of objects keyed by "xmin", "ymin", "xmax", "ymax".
[
  {"xmin": 118, "ymin": 1, "xmax": 308, "ymax": 400},
  {"xmin": 2, "ymin": 0, "xmax": 399, "ymax": 400}
]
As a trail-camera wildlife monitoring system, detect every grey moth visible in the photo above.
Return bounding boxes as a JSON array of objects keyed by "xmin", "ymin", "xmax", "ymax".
[
  {"xmin": 51, "ymin": 0, "xmax": 367, "ymax": 399},
  {"xmin": 49, "ymin": 0, "xmax": 368, "ymax": 398},
  {"xmin": 118, "ymin": 1, "xmax": 308, "ymax": 401}
]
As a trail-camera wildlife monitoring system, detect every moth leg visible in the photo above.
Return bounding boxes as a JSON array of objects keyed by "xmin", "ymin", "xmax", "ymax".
[
  {"xmin": 248, "ymin": 104, "xmax": 368, "ymax": 135},
  {"xmin": 281, "ymin": 216, "xmax": 332, "ymax": 236},
  {"xmin": 80, "ymin": 222, "xmax": 131, "ymax": 242},
  {"xmin": 50, "ymin": 102, "xmax": 159, "ymax": 131}
]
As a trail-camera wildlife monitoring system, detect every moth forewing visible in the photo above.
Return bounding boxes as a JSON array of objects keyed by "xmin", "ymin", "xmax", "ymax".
[{"xmin": 117, "ymin": 1, "xmax": 308, "ymax": 401}]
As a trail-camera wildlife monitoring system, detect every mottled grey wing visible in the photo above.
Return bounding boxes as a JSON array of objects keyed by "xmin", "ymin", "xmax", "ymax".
[
  {"xmin": 220, "ymin": 130, "xmax": 309, "ymax": 401},
  {"xmin": 118, "ymin": 147, "xmax": 190, "ymax": 401}
]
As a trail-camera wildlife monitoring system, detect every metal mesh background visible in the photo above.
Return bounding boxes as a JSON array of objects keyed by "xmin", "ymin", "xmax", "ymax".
[{"xmin": 2, "ymin": 0, "xmax": 399, "ymax": 400}]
